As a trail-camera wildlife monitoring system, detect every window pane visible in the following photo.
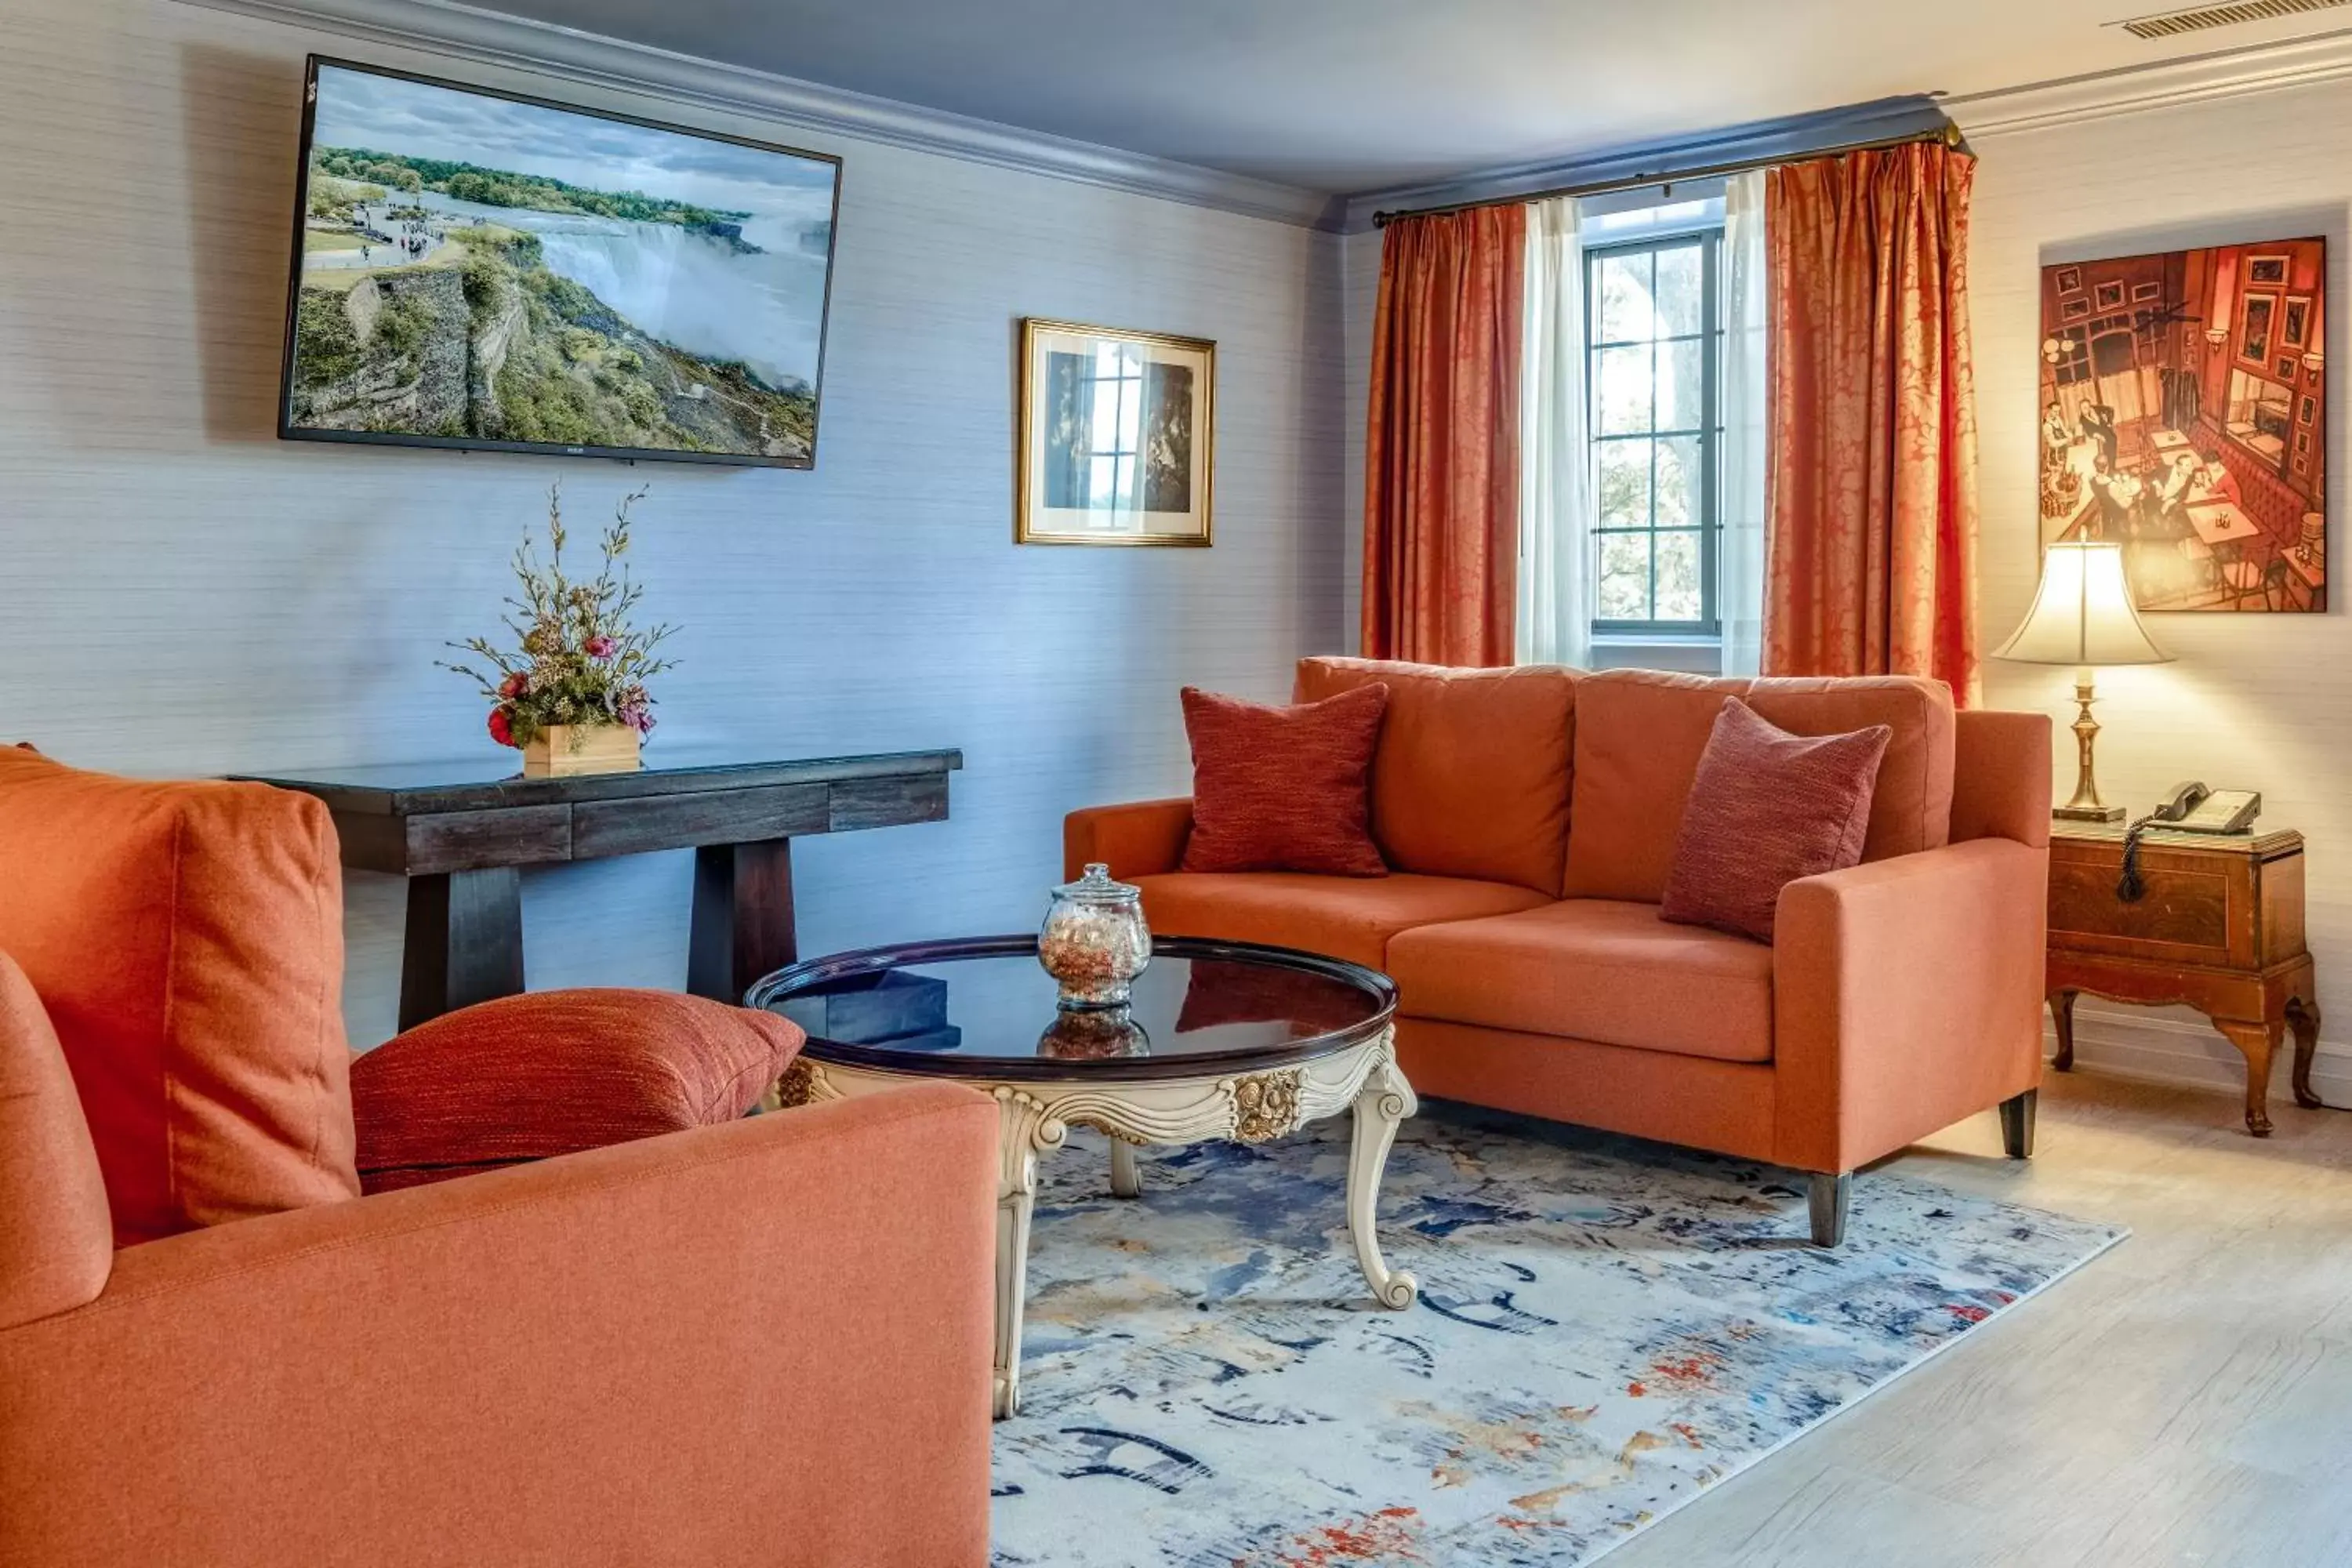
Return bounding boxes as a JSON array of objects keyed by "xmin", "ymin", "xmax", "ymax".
[
  {"xmin": 1655, "ymin": 435, "xmax": 1700, "ymax": 529},
  {"xmin": 1597, "ymin": 532, "xmax": 1652, "ymax": 621},
  {"xmin": 1597, "ymin": 252, "xmax": 1654, "ymax": 343},
  {"xmin": 1655, "ymin": 530, "xmax": 1703, "ymax": 622},
  {"xmin": 1657, "ymin": 339, "xmax": 1704, "ymax": 432},
  {"xmin": 1595, "ymin": 344, "xmax": 1653, "ymax": 436},
  {"xmin": 1654, "ymin": 244, "xmax": 1702, "ymax": 336},
  {"xmin": 1595, "ymin": 439, "xmax": 1651, "ymax": 529}
]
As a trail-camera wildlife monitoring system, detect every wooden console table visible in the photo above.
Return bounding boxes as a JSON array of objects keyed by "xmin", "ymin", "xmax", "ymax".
[
  {"xmin": 2046, "ymin": 822, "xmax": 2319, "ymax": 1136},
  {"xmin": 240, "ymin": 750, "xmax": 960, "ymax": 1029}
]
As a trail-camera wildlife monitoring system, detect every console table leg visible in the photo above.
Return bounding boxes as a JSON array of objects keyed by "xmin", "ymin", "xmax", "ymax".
[
  {"xmin": 2218, "ymin": 1020, "xmax": 2281, "ymax": 1138},
  {"xmin": 2288, "ymin": 996, "xmax": 2325, "ymax": 1110},
  {"xmin": 397, "ymin": 867, "xmax": 524, "ymax": 1032},
  {"xmin": 2049, "ymin": 989, "xmax": 2079, "ymax": 1073},
  {"xmin": 688, "ymin": 839, "xmax": 797, "ymax": 1004}
]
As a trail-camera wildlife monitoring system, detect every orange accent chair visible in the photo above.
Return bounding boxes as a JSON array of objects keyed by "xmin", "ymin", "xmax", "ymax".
[
  {"xmin": 0, "ymin": 750, "xmax": 997, "ymax": 1568},
  {"xmin": 1067, "ymin": 659, "xmax": 2053, "ymax": 1246}
]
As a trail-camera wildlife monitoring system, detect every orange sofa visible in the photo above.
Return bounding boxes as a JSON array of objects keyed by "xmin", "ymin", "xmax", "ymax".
[
  {"xmin": 0, "ymin": 754, "xmax": 999, "ymax": 1568},
  {"xmin": 1067, "ymin": 659, "xmax": 2053, "ymax": 1246}
]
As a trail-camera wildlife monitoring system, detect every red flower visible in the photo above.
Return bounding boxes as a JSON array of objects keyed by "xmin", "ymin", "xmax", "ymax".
[
  {"xmin": 584, "ymin": 634, "xmax": 618, "ymax": 660},
  {"xmin": 488, "ymin": 706, "xmax": 516, "ymax": 748},
  {"xmin": 498, "ymin": 671, "xmax": 528, "ymax": 699}
]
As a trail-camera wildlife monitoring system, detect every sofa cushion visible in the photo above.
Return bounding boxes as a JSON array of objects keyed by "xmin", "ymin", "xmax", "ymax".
[
  {"xmin": 1180, "ymin": 684, "xmax": 1389, "ymax": 876},
  {"xmin": 1386, "ymin": 898, "xmax": 1775, "ymax": 1063},
  {"xmin": 1132, "ymin": 872, "xmax": 1552, "ymax": 970},
  {"xmin": 0, "ymin": 953, "xmax": 112, "ymax": 1327},
  {"xmin": 1744, "ymin": 677, "xmax": 1955, "ymax": 863},
  {"xmin": 1660, "ymin": 699, "xmax": 1892, "ymax": 943},
  {"xmin": 1563, "ymin": 670, "xmax": 1955, "ymax": 902},
  {"xmin": 350, "ymin": 989, "xmax": 804, "ymax": 1193},
  {"xmin": 0, "ymin": 747, "xmax": 358, "ymax": 1247},
  {"xmin": 1295, "ymin": 657, "xmax": 1577, "ymax": 896}
]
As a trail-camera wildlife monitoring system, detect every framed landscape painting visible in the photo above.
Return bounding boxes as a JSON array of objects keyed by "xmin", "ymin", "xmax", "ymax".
[
  {"xmin": 1017, "ymin": 319, "xmax": 1214, "ymax": 546},
  {"xmin": 280, "ymin": 56, "xmax": 840, "ymax": 466},
  {"xmin": 2036, "ymin": 237, "xmax": 2326, "ymax": 612}
]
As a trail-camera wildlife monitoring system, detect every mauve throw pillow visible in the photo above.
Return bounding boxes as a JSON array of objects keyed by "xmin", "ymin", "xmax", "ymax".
[
  {"xmin": 350, "ymin": 989, "xmax": 802, "ymax": 1193},
  {"xmin": 1660, "ymin": 699, "xmax": 1893, "ymax": 943},
  {"xmin": 1180, "ymin": 684, "xmax": 1389, "ymax": 876}
]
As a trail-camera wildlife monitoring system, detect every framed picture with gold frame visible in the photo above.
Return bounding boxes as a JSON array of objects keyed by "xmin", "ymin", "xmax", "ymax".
[{"xmin": 1017, "ymin": 318, "xmax": 1214, "ymax": 546}]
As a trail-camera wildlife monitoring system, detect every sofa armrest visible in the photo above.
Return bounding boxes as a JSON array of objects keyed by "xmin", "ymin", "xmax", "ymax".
[
  {"xmin": 0, "ymin": 1083, "xmax": 998, "ymax": 1568},
  {"xmin": 1065, "ymin": 797, "xmax": 1193, "ymax": 880},
  {"xmin": 1771, "ymin": 838, "xmax": 2049, "ymax": 1174}
]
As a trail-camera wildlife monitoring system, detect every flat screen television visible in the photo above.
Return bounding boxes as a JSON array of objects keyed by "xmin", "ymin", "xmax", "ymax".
[{"xmin": 278, "ymin": 56, "xmax": 840, "ymax": 467}]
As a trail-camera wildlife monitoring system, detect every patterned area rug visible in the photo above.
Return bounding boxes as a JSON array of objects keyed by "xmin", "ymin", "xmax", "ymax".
[{"xmin": 991, "ymin": 1105, "xmax": 2124, "ymax": 1567}]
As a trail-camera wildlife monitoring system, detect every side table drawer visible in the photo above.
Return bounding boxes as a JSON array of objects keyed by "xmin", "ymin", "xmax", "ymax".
[{"xmin": 2049, "ymin": 853, "xmax": 2234, "ymax": 963}]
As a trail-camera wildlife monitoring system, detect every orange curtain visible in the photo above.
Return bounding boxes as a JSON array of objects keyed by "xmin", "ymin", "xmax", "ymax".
[
  {"xmin": 1762, "ymin": 142, "xmax": 1982, "ymax": 705},
  {"xmin": 1362, "ymin": 205, "xmax": 1526, "ymax": 666}
]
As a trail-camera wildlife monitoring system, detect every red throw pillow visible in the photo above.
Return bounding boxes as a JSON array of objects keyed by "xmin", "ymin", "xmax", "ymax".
[
  {"xmin": 1180, "ymin": 684, "xmax": 1389, "ymax": 876},
  {"xmin": 350, "ymin": 989, "xmax": 803, "ymax": 1192},
  {"xmin": 1660, "ymin": 699, "xmax": 1892, "ymax": 943}
]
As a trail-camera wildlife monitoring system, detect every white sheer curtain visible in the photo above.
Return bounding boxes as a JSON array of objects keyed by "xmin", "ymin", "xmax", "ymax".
[
  {"xmin": 1516, "ymin": 195, "xmax": 1592, "ymax": 669},
  {"xmin": 1719, "ymin": 170, "xmax": 1769, "ymax": 676}
]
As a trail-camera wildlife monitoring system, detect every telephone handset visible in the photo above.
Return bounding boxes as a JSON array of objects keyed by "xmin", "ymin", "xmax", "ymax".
[
  {"xmin": 2119, "ymin": 782, "xmax": 2262, "ymax": 902},
  {"xmin": 2148, "ymin": 782, "xmax": 2262, "ymax": 835}
]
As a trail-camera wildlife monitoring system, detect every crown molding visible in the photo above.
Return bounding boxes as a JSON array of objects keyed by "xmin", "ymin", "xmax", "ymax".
[
  {"xmin": 1944, "ymin": 24, "xmax": 2352, "ymax": 137},
  {"xmin": 168, "ymin": 0, "xmax": 1338, "ymax": 229},
  {"xmin": 1333, "ymin": 96, "xmax": 1947, "ymax": 234}
]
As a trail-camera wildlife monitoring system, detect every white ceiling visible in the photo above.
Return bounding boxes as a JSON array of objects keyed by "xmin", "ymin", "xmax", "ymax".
[{"xmin": 469, "ymin": 0, "xmax": 2350, "ymax": 192}]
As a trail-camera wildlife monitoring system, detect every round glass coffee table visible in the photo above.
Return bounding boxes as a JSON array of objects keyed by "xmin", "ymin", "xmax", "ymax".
[{"xmin": 748, "ymin": 935, "xmax": 1415, "ymax": 1417}]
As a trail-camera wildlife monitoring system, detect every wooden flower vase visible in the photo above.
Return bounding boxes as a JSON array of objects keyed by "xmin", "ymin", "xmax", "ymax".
[{"xmin": 522, "ymin": 724, "xmax": 640, "ymax": 779}]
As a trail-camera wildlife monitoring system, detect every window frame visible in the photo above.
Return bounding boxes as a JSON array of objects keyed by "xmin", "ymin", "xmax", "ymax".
[{"xmin": 1583, "ymin": 227, "xmax": 1724, "ymax": 638}]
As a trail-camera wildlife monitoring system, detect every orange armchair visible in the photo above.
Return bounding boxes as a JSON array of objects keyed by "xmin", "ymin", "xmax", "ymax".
[{"xmin": 0, "ymin": 749, "xmax": 998, "ymax": 1568}]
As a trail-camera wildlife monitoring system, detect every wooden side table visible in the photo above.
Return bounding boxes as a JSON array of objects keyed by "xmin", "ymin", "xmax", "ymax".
[{"xmin": 2046, "ymin": 823, "xmax": 2320, "ymax": 1136}]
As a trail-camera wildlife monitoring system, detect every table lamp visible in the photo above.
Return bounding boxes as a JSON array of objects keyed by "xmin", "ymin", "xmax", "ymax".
[{"xmin": 1993, "ymin": 540, "xmax": 2171, "ymax": 822}]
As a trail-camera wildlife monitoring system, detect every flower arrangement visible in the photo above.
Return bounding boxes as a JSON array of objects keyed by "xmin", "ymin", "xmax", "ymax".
[{"xmin": 444, "ymin": 484, "xmax": 677, "ymax": 753}]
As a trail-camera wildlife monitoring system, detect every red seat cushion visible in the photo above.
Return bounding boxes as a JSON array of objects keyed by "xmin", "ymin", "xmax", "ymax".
[
  {"xmin": 1387, "ymin": 899, "xmax": 1776, "ymax": 1064},
  {"xmin": 350, "ymin": 989, "xmax": 804, "ymax": 1192},
  {"xmin": 0, "ymin": 747, "xmax": 358, "ymax": 1247},
  {"xmin": 1134, "ymin": 870, "xmax": 1549, "ymax": 970},
  {"xmin": 1660, "ymin": 699, "xmax": 1893, "ymax": 942},
  {"xmin": 1179, "ymin": 684, "xmax": 1389, "ymax": 876}
]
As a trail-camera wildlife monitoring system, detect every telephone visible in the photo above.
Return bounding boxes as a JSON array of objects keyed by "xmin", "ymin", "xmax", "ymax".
[
  {"xmin": 2148, "ymin": 782, "xmax": 2262, "ymax": 835},
  {"xmin": 2118, "ymin": 782, "xmax": 2260, "ymax": 902}
]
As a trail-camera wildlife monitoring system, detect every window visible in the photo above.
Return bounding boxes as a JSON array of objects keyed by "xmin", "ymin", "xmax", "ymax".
[{"xmin": 1585, "ymin": 231, "xmax": 1720, "ymax": 633}]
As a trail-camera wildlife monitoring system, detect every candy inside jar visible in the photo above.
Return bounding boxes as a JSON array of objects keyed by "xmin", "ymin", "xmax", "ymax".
[{"xmin": 1040, "ymin": 862, "xmax": 1151, "ymax": 1010}]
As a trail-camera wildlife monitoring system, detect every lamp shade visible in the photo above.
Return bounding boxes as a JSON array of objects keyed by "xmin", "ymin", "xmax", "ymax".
[{"xmin": 1994, "ymin": 542, "xmax": 2172, "ymax": 667}]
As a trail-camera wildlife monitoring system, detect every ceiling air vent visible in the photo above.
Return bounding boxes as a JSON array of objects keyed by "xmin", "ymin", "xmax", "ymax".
[{"xmin": 2118, "ymin": 0, "xmax": 2347, "ymax": 39}]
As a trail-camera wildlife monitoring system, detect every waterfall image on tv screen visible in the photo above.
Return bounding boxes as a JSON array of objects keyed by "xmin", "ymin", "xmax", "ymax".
[{"xmin": 279, "ymin": 58, "xmax": 840, "ymax": 466}]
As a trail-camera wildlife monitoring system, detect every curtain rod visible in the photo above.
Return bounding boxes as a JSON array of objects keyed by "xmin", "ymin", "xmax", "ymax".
[{"xmin": 1369, "ymin": 120, "xmax": 1962, "ymax": 228}]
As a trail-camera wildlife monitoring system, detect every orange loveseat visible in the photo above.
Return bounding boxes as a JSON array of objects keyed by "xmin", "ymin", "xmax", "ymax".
[
  {"xmin": 0, "ymin": 753, "xmax": 998, "ymax": 1568},
  {"xmin": 1066, "ymin": 659, "xmax": 2053, "ymax": 1246}
]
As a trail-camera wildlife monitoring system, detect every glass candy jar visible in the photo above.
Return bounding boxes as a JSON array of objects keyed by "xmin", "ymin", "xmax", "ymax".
[{"xmin": 1039, "ymin": 862, "xmax": 1151, "ymax": 1009}]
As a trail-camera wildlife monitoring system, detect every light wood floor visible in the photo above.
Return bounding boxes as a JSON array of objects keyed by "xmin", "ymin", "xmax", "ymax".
[{"xmin": 1603, "ymin": 1069, "xmax": 2352, "ymax": 1567}]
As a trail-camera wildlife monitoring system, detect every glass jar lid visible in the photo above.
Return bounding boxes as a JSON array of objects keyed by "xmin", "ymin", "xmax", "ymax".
[{"xmin": 1051, "ymin": 862, "xmax": 1141, "ymax": 906}]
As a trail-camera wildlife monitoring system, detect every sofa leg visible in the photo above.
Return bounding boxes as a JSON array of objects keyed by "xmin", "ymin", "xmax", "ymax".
[
  {"xmin": 1808, "ymin": 1172, "xmax": 1851, "ymax": 1247},
  {"xmin": 2000, "ymin": 1089, "xmax": 2038, "ymax": 1160}
]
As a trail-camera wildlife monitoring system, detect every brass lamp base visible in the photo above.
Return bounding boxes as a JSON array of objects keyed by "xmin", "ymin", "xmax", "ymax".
[{"xmin": 2054, "ymin": 669, "xmax": 2124, "ymax": 822}]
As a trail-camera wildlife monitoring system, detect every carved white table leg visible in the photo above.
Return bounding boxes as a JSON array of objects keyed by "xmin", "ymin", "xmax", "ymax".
[
  {"xmin": 1346, "ymin": 1047, "xmax": 1418, "ymax": 1309},
  {"xmin": 992, "ymin": 1087, "xmax": 1063, "ymax": 1419},
  {"xmin": 792, "ymin": 1022, "xmax": 1413, "ymax": 1419}
]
